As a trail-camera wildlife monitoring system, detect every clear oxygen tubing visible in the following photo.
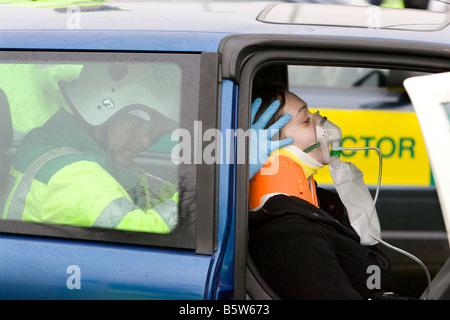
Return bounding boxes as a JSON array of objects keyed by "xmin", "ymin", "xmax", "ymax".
[{"xmin": 335, "ymin": 146, "xmax": 432, "ymax": 300}]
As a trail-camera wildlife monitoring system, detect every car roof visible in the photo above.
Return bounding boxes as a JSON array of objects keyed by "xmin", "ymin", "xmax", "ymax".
[{"xmin": 0, "ymin": 0, "xmax": 449, "ymax": 52}]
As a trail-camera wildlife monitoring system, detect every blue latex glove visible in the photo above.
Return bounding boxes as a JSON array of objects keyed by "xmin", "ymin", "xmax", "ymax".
[{"xmin": 249, "ymin": 98, "xmax": 294, "ymax": 179}]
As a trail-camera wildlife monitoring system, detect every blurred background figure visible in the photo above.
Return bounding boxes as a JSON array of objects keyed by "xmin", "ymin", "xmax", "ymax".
[{"xmin": 369, "ymin": 0, "xmax": 449, "ymax": 10}]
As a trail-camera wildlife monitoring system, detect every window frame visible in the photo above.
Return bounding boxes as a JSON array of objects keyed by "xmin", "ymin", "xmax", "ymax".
[{"xmin": 0, "ymin": 50, "xmax": 219, "ymax": 254}]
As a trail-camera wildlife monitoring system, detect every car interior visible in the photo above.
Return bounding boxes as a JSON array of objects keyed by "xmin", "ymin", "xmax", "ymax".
[{"xmin": 246, "ymin": 63, "xmax": 449, "ymax": 299}]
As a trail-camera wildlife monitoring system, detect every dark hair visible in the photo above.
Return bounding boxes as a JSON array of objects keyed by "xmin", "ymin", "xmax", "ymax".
[{"xmin": 251, "ymin": 82, "xmax": 287, "ymax": 129}]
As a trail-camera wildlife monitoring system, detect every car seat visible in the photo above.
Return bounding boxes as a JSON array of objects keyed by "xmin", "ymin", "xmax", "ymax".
[{"xmin": 246, "ymin": 252, "xmax": 281, "ymax": 300}]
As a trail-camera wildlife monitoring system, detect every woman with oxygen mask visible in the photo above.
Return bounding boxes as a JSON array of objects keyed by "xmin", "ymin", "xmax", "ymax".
[
  {"xmin": 250, "ymin": 87, "xmax": 382, "ymax": 245},
  {"xmin": 248, "ymin": 82, "xmax": 428, "ymax": 299}
]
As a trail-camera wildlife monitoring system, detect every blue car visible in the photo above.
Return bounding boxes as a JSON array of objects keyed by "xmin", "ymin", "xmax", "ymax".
[{"xmin": 0, "ymin": 0, "xmax": 449, "ymax": 300}]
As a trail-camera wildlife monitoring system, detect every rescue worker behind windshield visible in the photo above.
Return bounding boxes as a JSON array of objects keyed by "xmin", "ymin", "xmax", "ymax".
[
  {"xmin": 1, "ymin": 63, "xmax": 292, "ymax": 234},
  {"xmin": 247, "ymin": 82, "xmax": 412, "ymax": 300},
  {"xmin": 1, "ymin": 63, "xmax": 178, "ymax": 233}
]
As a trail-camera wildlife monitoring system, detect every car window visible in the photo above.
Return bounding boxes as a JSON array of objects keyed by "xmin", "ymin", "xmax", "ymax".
[
  {"xmin": 288, "ymin": 65, "xmax": 431, "ymax": 187},
  {"xmin": 0, "ymin": 52, "xmax": 201, "ymax": 248}
]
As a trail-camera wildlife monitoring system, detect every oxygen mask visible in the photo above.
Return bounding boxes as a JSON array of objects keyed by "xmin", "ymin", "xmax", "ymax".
[{"xmin": 302, "ymin": 111, "xmax": 342, "ymax": 165}]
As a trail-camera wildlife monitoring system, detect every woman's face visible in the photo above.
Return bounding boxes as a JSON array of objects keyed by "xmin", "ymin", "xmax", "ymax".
[
  {"xmin": 107, "ymin": 112, "xmax": 160, "ymax": 167},
  {"xmin": 279, "ymin": 91, "xmax": 325, "ymax": 164}
]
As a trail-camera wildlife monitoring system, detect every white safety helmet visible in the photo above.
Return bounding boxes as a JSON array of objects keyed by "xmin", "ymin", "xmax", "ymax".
[{"xmin": 59, "ymin": 63, "xmax": 178, "ymax": 129}]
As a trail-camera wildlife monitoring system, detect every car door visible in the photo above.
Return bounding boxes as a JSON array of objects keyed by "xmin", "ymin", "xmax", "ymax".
[{"xmin": 0, "ymin": 51, "xmax": 226, "ymax": 299}]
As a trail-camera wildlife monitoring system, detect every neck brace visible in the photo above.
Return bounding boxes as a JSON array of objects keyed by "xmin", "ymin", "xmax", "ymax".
[{"xmin": 249, "ymin": 145, "xmax": 323, "ymax": 211}]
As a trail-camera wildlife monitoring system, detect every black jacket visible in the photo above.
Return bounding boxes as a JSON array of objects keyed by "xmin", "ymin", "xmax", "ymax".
[{"xmin": 248, "ymin": 188, "xmax": 391, "ymax": 300}]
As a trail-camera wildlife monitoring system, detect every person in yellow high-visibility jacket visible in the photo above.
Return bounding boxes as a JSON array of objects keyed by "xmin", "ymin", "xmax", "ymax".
[
  {"xmin": 0, "ymin": 64, "xmax": 82, "ymax": 134},
  {"xmin": 368, "ymin": 0, "xmax": 405, "ymax": 8},
  {"xmin": 2, "ymin": 63, "xmax": 178, "ymax": 233}
]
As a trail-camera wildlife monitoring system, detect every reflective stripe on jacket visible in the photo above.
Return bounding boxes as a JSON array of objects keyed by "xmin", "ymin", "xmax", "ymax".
[{"xmin": 2, "ymin": 149, "xmax": 173, "ymax": 233}]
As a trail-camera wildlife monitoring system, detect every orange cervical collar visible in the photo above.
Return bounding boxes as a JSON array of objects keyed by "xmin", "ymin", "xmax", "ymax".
[{"xmin": 249, "ymin": 148, "xmax": 319, "ymax": 211}]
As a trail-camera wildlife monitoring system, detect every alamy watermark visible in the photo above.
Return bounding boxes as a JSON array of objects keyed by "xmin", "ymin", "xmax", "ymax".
[
  {"xmin": 66, "ymin": 6, "xmax": 81, "ymax": 30},
  {"xmin": 66, "ymin": 264, "xmax": 81, "ymax": 290},
  {"xmin": 366, "ymin": 6, "xmax": 381, "ymax": 29},
  {"xmin": 170, "ymin": 122, "xmax": 282, "ymax": 175},
  {"xmin": 367, "ymin": 265, "xmax": 381, "ymax": 290}
]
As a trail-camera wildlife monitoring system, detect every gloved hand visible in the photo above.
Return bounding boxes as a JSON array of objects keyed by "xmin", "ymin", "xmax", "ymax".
[{"xmin": 249, "ymin": 98, "xmax": 294, "ymax": 179}]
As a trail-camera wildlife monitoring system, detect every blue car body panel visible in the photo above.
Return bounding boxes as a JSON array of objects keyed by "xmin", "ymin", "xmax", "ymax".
[
  {"xmin": 0, "ymin": 30, "xmax": 231, "ymax": 52},
  {"xmin": 0, "ymin": 234, "xmax": 212, "ymax": 299},
  {"xmin": 207, "ymin": 80, "xmax": 239, "ymax": 300}
]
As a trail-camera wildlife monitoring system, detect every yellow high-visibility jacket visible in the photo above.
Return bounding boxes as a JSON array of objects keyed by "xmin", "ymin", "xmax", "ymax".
[{"xmin": 2, "ymin": 109, "xmax": 176, "ymax": 233}]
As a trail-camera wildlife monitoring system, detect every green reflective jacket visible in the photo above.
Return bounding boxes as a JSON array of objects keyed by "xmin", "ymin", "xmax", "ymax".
[
  {"xmin": 381, "ymin": 0, "xmax": 405, "ymax": 8},
  {"xmin": 2, "ymin": 109, "xmax": 176, "ymax": 233}
]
